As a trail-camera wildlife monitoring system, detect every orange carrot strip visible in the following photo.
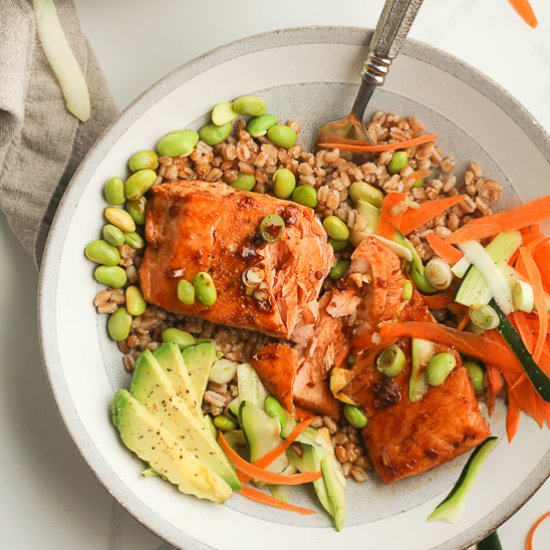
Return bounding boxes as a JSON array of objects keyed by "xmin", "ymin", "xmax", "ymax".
[
  {"xmin": 446, "ymin": 195, "xmax": 550, "ymax": 244},
  {"xmin": 508, "ymin": 0, "xmax": 538, "ymax": 28},
  {"xmin": 513, "ymin": 311, "xmax": 535, "ymax": 354},
  {"xmin": 506, "ymin": 391, "xmax": 521, "ymax": 441},
  {"xmin": 219, "ymin": 432, "xmax": 322, "ymax": 485},
  {"xmin": 420, "ymin": 286, "xmax": 456, "ymax": 309},
  {"xmin": 525, "ymin": 235, "xmax": 549, "ymax": 253},
  {"xmin": 237, "ymin": 486, "xmax": 316, "ymax": 515},
  {"xmin": 486, "ymin": 364, "xmax": 504, "ymax": 416},
  {"xmin": 526, "ymin": 511, "xmax": 550, "ymax": 550},
  {"xmin": 377, "ymin": 192, "xmax": 407, "ymax": 239},
  {"xmin": 317, "ymin": 133, "xmax": 437, "ymax": 153},
  {"xmin": 398, "ymin": 195, "xmax": 467, "ymax": 236},
  {"xmin": 520, "ymin": 247, "xmax": 547, "ymax": 362},
  {"xmin": 426, "ymin": 233, "xmax": 463, "ymax": 265},
  {"xmin": 533, "ymin": 241, "xmax": 550, "ymax": 292}
]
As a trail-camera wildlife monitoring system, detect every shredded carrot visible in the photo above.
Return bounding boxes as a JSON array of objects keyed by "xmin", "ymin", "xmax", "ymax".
[
  {"xmin": 419, "ymin": 286, "xmax": 456, "ymax": 309},
  {"xmin": 514, "ymin": 311, "xmax": 535, "ymax": 353},
  {"xmin": 533, "ymin": 241, "xmax": 550, "ymax": 293},
  {"xmin": 509, "ymin": 0, "xmax": 538, "ymax": 28},
  {"xmin": 398, "ymin": 195, "xmax": 467, "ymax": 236},
  {"xmin": 317, "ymin": 133, "xmax": 437, "ymax": 153},
  {"xmin": 426, "ymin": 233, "xmax": 463, "ymax": 265},
  {"xmin": 520, "ymin": 247, "xmax": 547, "ymax": 362},
  {"xmin": 218, "ymin": 432, "xmax": 322, "ymax": 485},
  {"xmin": 377, "ymin": 192, "xmax": 406, "ymax": 239},
  {"xmin": 506, "ymin": 391, "xmax": 521, "ymax": 441},
  {"xmin": 446, "ymin": 195, "xmax": 550, "ymax": 244},
  {"xmin": 237, "ymin": 486, "xmax": 316, "ymax": 515},
  {"xmin": 486, "ymin": 363, "xmax": 504, "ymax": 416}
]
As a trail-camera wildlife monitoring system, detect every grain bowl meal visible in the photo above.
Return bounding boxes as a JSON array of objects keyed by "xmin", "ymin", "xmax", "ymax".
[{"xmin": 85, "ymin": 94, "xmax": 550, "ymax": 530}]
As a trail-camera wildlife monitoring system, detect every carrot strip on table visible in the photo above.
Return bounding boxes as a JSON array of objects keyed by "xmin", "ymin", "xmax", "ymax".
[
  {"xmin": 377, "ymin": 192, "xmax": 407, "ymax": 239},
  {"xmin": 526, "ymin": 511, "xmax": 550, "ymax": 550},
  {"xmin": 218, "ymin": 432, "xmax": 322, "ymax": 485},
  {"xmin": 398, "ymin": 195, "xmax": 467, "ymax": 236},
  {"xmin": 445, "ymin": 195, "xmax": 550, "ymax": 244},
  {"xmin": 426, "ymin": 232, "xmax": 464, "ymax": 265},
  {"xmin": 317, "ymin": 133, "xmax": 437, "ymax": 153},
  {"xmin": 237, "ymin": 486, "xmax": 316, "ymax": 515},
  {"xmin": 520, "ymin": 247, "xmax": 548, "ymax": 362},
  {"xmin": 508, "ymin": 0, "xmax": 538, "ymax": 28}
]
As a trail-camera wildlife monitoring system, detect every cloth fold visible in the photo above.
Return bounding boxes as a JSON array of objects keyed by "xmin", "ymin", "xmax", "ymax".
[{"xmin": 0, "ymin": 0, "xmax": 118, "ymax": 266}]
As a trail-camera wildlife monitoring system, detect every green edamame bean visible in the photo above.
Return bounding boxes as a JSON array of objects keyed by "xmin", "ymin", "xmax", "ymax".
[
  {"xmin": 213, "ymin": 415, "xmax": 237, "ymax": 432},
  {"xmin": 124, "ymin": 169, "xmax": 157, "ymax": 201},
  {"xmin": 230, "ymin": 173, "xmax": 256, "ymax": 191},
  {"xmin": 199, "ymin": 122, "xmax": 232, "ymax": 146},
  {"xmin": 232, "ymin": 95, "xmax": 266, "ymax": 117},
  {"xmin": 348, "ymin": 181, "xmax": 384, "ymax": 207},
  {"xmin": 161, "ymin": 327, "xmax": 196, "ymax": 349},
  {"xmin": 126, "ymin": 197, "xmax": 147, "ymax": 225},
  {"xmin": 388, "ymin": 151, "xmax": 409, "ymax": 175},
  {"xmin": 247, "ymin": 113, "xmax": 277, "ymax": 138},
  {"xmin": 267, "ymin": 124, "xmax": 297, "ymax": 149},
  {"xmin": 329, "ymin": 259, "xmax": 351, "ymax": 281},
  {"xmin": 343, "ymin": 405, "xmax": 368, "ymax": 429},
  {"xmin": 426, "ymin": 352, "xmax": 457, "ymax": 387},
  {"xmin": 193, "ymin": 272, "xmax": 217, "ymax": 306},
  {"xmin": 264, "ymin": 396, "xmax": 287, "ymax": 429},
  {"xmin": 123, "ymin": 231, "xmax": 144, "ymax": 249},
  {"xmin": 412, "ymin": 179, "xmax": 425, "ymax": 188},
  {"xmin": 107, "ymin": 307, "xmax": 132, "ymax": 342},
  {"xmin": 104, "ymin": 177, "xmax": 125, "ymax": 206},
  {"xmin": 125, "ymin": 286, "xmax": 147, "ymax": 316},
  {"xmin": 157, "ymin": 130, "xmax": 199, "ymax": 157},
  {"xmin": 85, "ymin": 240, "xmax": 120, "ymax": 266},
  {"xmin": 212, "ymin": 101, "xmax": 238, "ymax": 126},
  {"xmin": 376, "ymin": 344, "xmax": 406, "ymax": 378},
  {"xmin": 292, "ymin": 185, "xmax": 317, "ymax": 208},
  {"xmin": 102, "ymin": 224, "xmax": 125, "ymax": 247},
  {"xmin": 464, "ymin": 361, "xmax": 485, "ymax": 393},
  {"xmin": 273, "ymin": 168, "xmax": 296, "ymax": 199},
  {"xmin": 94, "ymin": 266, "xmax": 127, "ymax": 289},
  {"xmin": 259, "ymin": 214, "xmax": 285, "ymax": 243},
  {"xmin": 323, "ymin": 215, "xmax": 350, "ymax": 241},
  {"xmin": 177, "ymin": 279, "xmax": 195, "ymax": 305},
  {"xmin": 104, "ymin": 207, "xmax": 136, "ymax": 233},
  {"xmin": 329, "ymin": 238, "xmax": 350, "ymax": 252},
  {"xmin": 128, "ymin": 150, "xmax": 159, "ymax": 172}
]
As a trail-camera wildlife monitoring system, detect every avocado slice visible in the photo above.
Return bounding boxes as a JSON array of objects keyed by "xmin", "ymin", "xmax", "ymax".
[
  {"xmin": 130, "ymin": 350, "xmax": 242, "ymax": 490},
  {"xmin": 181, "ymin": 343, "xmax": 217, "ymax": 405},
  {"xmin": 111, "ymin": 389, "xmax": 232, "ymax": 503},
  {"xmin": 409, "ymin": 338, "xmax": 436, "ymax": 402},
  {"xmin": 154, "ymin": 342, "xmax": 203, "ymax": 422},
  {"xmin": 321, "ymin": 454, "xmax": 346, "ymax": 532}
]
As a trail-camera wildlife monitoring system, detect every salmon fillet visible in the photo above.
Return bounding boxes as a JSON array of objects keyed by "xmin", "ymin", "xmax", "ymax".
[{"xmin": 139, "ymin": 180, "xmax": 334, "ymax": 340}]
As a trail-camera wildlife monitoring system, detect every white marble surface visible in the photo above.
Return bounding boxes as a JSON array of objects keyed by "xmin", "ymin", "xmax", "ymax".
[{"xmin": 1, "ymin": 0, "xmax": 550, "ymax": 548}]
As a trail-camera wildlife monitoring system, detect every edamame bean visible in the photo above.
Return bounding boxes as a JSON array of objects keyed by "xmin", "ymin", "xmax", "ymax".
[
  {"xmin": 177, "ymin": 279, "xmax": 195, "ymax": 305},
  {"xmin": 412, "ymin": 179, "xmax": 425, "ymax": 188},
  {"xmin": 102, "ymin": 224, "xmax": 125, "ymax": 247},
  {"xmin": 264, "ymin": 396, "xmax": 287, "ymax": 429},
  {"xmin": 123, "ymin": 231, "xmax": 144, "ymax": 249},
  {"xmin": 426, "ymin": 352, "xmax": 457, "ymax": 387},
  {"xmin": 104, "ymin": 207, "xmax": 136, "ymax": 233},
  {"xmin": 128, "ymin": 150, "xmax": 159, "ymax": 172},
  {"xmin": 376, "ymin": 344, "xmax": 405, "ymax": 378},
  {"xmin": 323, "ymin": 215, "xmax": 350, "ymax": 241},
  {"xmin": 273, "ymin": 168, "xmax": 296, "ymax": 199},
  {"xmin": 329, "ymin": 259, "xmax": 350, "ymax": 281},
  {"xmin": 348, "ymin": 181, "xmax": 384, "ymax": 207},
  {"xmin": 104, "ymin": 177, "xmax": 125, "ymax": 206},
  {"xmin": 209, "ymin": 358, "xmax": 238, "ymax": 384},
  {"xmin": 232, "ymin": 95, "xmax": 266, "ymax": 117},
  {"xmin": 292, "ymin": 185, "xmax": 317, "ymax": 208},
  {"xmin": 267, "ymin": 124, "xmax": 297, "ymax": 149},
  {"xmin": 212, "ymin": 101, "xmax": 238, "ymax": 126},
  {"xmin": 247, "ymin": 113, "xmax": 277, "ymax": 137},
  {"xmin": 125, "ymin": 286, "xmax": 147, "ymax": 316},
  {"xmin": 94, "ymin": 266, "xmax": 127, "ymax": 288},
  {"xmin": 157, "ymin": 130, "xmax": 199, "ymax": 157},
  {"xmin": 193, "ymin": 272, "xmax": 217, "ymax": 306},
  {"xmin": 199, "ymin": 122, "xmax": 232, "ymax": 146},
  {"xmin": 107, "ymin": 307, "xmax": 132, "ymax": 342},
  {"xmin": 85, "ymin": 240, "xmax": 120, "ymax": 266},
  {"xmin": 230, "ymin": 173, "xmax": 256, "ymax": 191},
  {"xmin": 124, "ymin": 169, "xmax": 157, "ymax": 201},
  {"xmin": 464, "ymin": 361, "xmax": 485, "ymax": 393},
  {"xmin": 213, "ymin": 415, "xmax": 237, "ymax": 432},
  {"xmin": 329, "ymin": 238, "xmax": 350, "ymax": 252},
  {"xmin": 161, "ymin": 327, "xmax": 196, "ymax": 349},
  {"xmin": 343, "ymin": 405, "xmax": 368, "ymax": 429},
  {"xmin": 259, "ymin": 214, "xmax": 285, "ymax": 243},
  {"xmin": 388, "ymin": 151, "xmax": 409, "ymax": 175},
  {"xmin": 126, "ymin": 196, "xmax": 147, "ymax": 225}
]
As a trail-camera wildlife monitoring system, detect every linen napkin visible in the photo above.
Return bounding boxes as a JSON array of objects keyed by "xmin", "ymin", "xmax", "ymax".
[{"xmin": 0, "ymin": 0, "xmax": 118, "ymax": 266}]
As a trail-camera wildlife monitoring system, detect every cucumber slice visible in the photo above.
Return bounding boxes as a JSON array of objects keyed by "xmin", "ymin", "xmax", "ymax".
[
  {"xmin": 237, "ymin": 363, "xmax": 268, "ymax": 408},
  {"xmin": 409, "ymin": 338, "xmax": 436, "ymax": 402},
  {"xmin": 428, "ymin": 436, "xmax": 498, "ymax": 523}
]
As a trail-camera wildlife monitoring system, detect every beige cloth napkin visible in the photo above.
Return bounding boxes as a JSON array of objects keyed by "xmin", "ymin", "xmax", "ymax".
[{"xmin": 0, "ymin": 0, "xmax": 118, "ymax": 266}]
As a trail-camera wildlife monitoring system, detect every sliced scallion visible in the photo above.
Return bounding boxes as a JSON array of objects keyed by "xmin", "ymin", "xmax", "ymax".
[
  {"xmin": 512, "ymin": 280, "xmax": 535, "ymax": 313},
  {"xmin": 376, "ymin": 344, "xmax": 406, "ymax": 378},
  {"xmin": 469, "ymin": 304, "xmax": 500, "ymax": 331},
  {"xmin": 425, "ymin": 257, "xmax": 453, "ymax": 290}
]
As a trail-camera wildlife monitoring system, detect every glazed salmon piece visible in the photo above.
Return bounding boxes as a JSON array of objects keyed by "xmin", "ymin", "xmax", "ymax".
[{"xmin": 139, "ymin": 180, "xmax": 334, "ymax": 340}]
